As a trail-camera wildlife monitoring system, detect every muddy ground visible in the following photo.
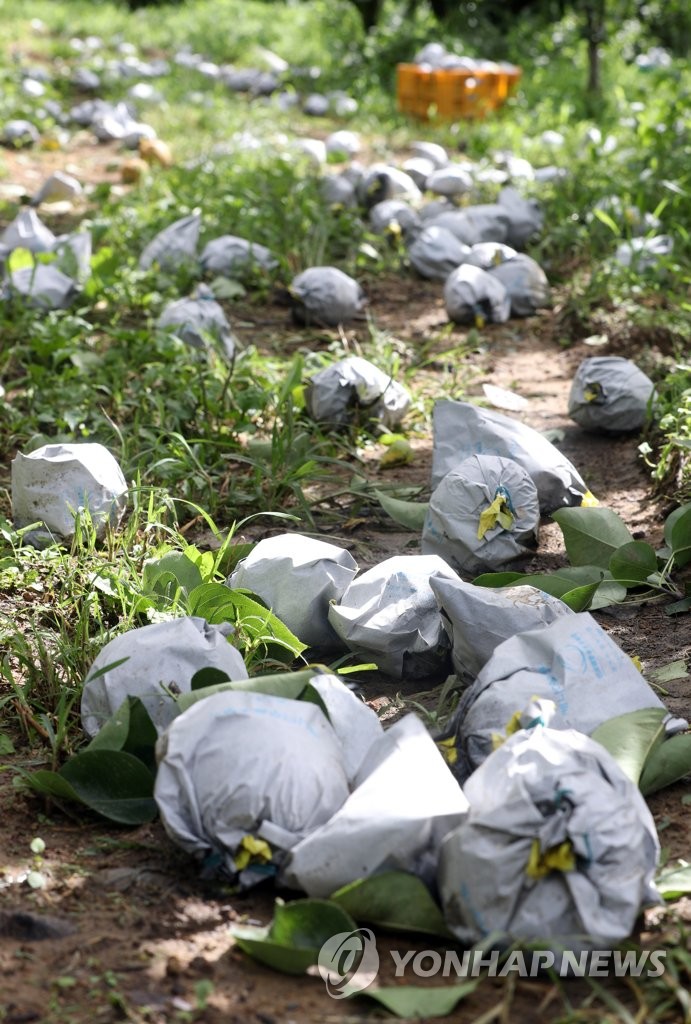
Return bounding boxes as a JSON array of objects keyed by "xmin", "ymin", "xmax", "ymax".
[{"xmin": 1, "ymin": 145, "xmax": 690, "ymax": 1024}]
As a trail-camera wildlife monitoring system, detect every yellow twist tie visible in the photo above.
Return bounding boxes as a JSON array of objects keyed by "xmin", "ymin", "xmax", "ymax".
[
  {"xmin": 437, "ymin": 736, "xmax": 458, "ymax": 765},
  {"xmin": 235, "ymin": 835, "xmax": 272, "ymax": 871},
  {"xmin": 584, "ymin": 382, "xmax": 604, "ymax": 403},
  {"xmin": 477, "ymin": 494, "xmax": 514, "ymax": 540},
  {"xmin": 526, "ymin": 838, "xmax": 576, "ymax": 879}
]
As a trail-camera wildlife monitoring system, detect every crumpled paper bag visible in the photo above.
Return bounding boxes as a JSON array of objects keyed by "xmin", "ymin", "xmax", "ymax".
[
  {"xmin": 438, "ymin": 725, "xmax": 660, "ymax": 947},
  {"xmin": 304, "ymin": 355, "xmax": 410, "ymax": 430},
  {"xmin": 568, "ymin": 356, "xmax": 654, "ymax": 433},
  {"xmin": 431, "ymin": 399, "xmax": 591, "ymax": 512},
  {"xmin": 11, "ymin": 442, "xmax": 127, "ymax": 545},
  {"xmin": 444, "ymin": 264, "xmax": 511, "ymax": 325},
  {"xmin": 81, "ymin": 616, "xmax": 248, "ymax": 736},
  {"xmin": 430, "ymin": 577, "xmax": 573, "ymax": 679},
  {"xmin": 283, "ymin": 713, "xmax": 469, "ymax": 896},
  {"xmin": 154, "ymin": 677, "xmax": 379, "ymax": 885},
  {"xmin": 422, "ymin": 454, "xmax": 540, "ymax": 576},
  {"xmin": 328, "ymin": 554, "xmax": 460, "ymax": 679},
  {"xmin": 227, "ymin": 532, "xmax": 358, "ymax": 649}
]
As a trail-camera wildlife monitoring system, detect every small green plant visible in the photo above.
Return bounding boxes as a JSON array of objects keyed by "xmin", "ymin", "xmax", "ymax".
[{"xmin": 641, "ymin": 363, "xmax": 691, "ymax": 503}]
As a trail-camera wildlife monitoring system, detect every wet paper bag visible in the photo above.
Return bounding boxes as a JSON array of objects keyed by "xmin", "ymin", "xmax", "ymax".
[
  {"xmin": 327, "ymin": 554, "xmax": 460, "ymax": 679},
  {"xmin": 422, "ymin": 454, "xmax": 540, "ymax": 577},
  {"xmin": 614, "ymin": 234, "xmax": 673, "ymax": 271},
  {"xmin": 11, "ymin": 441, "xmax": 127, "ymax": 545},
  {"xmin": 463, "ymin": 242, "xmax": 518, "ymax": 270},
  {"xmin": 0, "ymin": 208, "xmax": 56, "ymax": 261},
  {"xmin": 430, "ymin": 577, "xmax": 573, "ymax": 679},
  {"xmin": 81, "ymin": 616, "xmax": 248, "ymax": 736},
  {"xmin": 426, "ymin": 164, "xmax": 474, "ymax": 197},
  {"xmin": 304, "ymin": 355, "xmax": 410, "ymax": 430},
  {"xmin": 427, "ymin": 205, "xmax": 511, "ymax": 247},
  {"xmin": 226, "ymin": 533, "xmax": 358, "ymax": 649},
  {"xmin": 438, "ymin": 726, "xmax": 660, "ymax": 946},
  {"xmin": 431, "ymin": 399, "xmax": 590, "ymax": 512},
  {"xmin": 369, "ymin": 199, "xmax": 421, "ymax": 238},
  {"xmin": 568, "ymin": 356, "xmax": 654, "ymax": 433},
  {"xmin": 283, "ymin": 714, "xmax": 469, "ymax": 897}
]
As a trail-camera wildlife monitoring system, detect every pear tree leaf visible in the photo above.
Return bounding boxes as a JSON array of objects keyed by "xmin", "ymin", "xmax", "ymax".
[
  {"xmin": 639, "ymin": 733, "xmax": 691, "ymax": 795},
  {"xmin": 232, "ymin": 900, "xmax": 357, "ymax": 976},
  {"xmin": 331, "ymin": 872, "xmax": 452, "ymax": 938},
  {"xmin": 552, "ymin": 507, "xmax": 633, "ymax": 569},
  {"xmin": 374, "ymin": 490, "xmax": 429, "ymax": 531},
  {"xmin": 360, "ymin": 980, "xmax": 479, "ymax": 1017},
  {"xmin": 609, "ymin": 541, "xmax": 659, "ymax": 586},
  {"xmin": 591, "ymin": 708, "xmax": 668, "ymax": 785}
]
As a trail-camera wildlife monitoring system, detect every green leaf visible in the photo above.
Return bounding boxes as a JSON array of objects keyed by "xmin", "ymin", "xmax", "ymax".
[
  {"xmin": 142, "ymin": 551, "xmax": 203, "ymax": 605},
  {"xmin": 232, "ymin": 935, "xmax": 318, "ymax": 975},
  {"xmin": 591, "ymin": 708, "xmax": 668, "ymax": 785},
  {"xmin": 218, "ymin": 542, "xmax": 254, "ymax": 577},
  {"xmin": 190, "ymin": 667, "xmax": 232, "ymax": 690},
  {"xmin": 22, "ymin": 769, "xmax": 83, "ymax": 804},
  {"xmin": 7, "ymin": 247, "xmax": 36, "ymax": 273},
  {"xmin": 592, "ymin": 207, "xmax": 621, "ymax": 235},
  {"xmin": 668, "ymin": 505, "xmax": 691, "ymax": 568},
  {"xmin": 361, "ymin": 980, "xmax": 479, "ymax": 1017},
  {"xmin": 529, "ymin": 568, "xmax": 605, "ymax": 598},
  {"xmin": 647, "ymin": 660, "xmax": 689, "ymax": 684},
  {"xmin": 609, "ymin": 541, "xmax": 659, "ymax": 586},
  {"xmin": 639, "ymin": 733, "xmax": 691, "ymax": 795},
  {"xmin": 23, "ymin": 750, "xmax": 156, "ymax": 825},
  {"xmin": 552, "ymin": 507, "xmax": 633, "ymax": 569},
  {"xmin": 560, "ymin": 581, "xmax": 601, "ymax": 611},
  {"xmin": 655, "ymin": 863, "xmax": 691, "ymax": 899},
  {"xmin": 664, "ymin": 502, "xmax": 691, "ymax": 546},
  {"xmin": 233, "ymin": 900, "xmax": 357, "ymax": 976},
  {"xmin": 210, "ymin": 276, "xmax": 246, "ymax": 300},
  {"xmin": 182, "ymin": 545, "xmax": 217, "ymax": 583},
  {"xmin": 187, "ymin": 582, "xmax": 306, "ymax": 661},
  {"xmin": 60, "ymin": 750, "xmax": 157, "ymax": 824},
  {"xmin": 665, "ymin": 596, "xmax": 691, "ymax": 616},
  {"xmin": 331, "ymin": 872, "xmax": 452, "ymax": 938},
  {"xmin": 175, "ymin": 668, "xmax": 319, "ymax": 714},
  {"xmin": 472, "ymin": 572, "xmax": 524, "ymax": 588},
  {"xmin": 85, "ymin": 696, "xmax": 158, "ymax": 772},
  {"xmin": 0, "ymin": 733, "xmax": 15, "ymax": 755},
  {"xmin": 474, "ymin": 568, "xmax": 614, "ymax": 609},
  {"xmin": 588, "ymin": 578, "xmax": 628, "ymax": 609},
  {"xmin": 374, "ymin": 490, "xmax": 429, "ymax": 531}
]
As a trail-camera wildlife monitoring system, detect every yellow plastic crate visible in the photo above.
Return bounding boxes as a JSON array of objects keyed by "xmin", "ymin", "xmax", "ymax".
[{"xmin": 396, "ymin": 63, "xmax": 521, "ymax": 121}]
